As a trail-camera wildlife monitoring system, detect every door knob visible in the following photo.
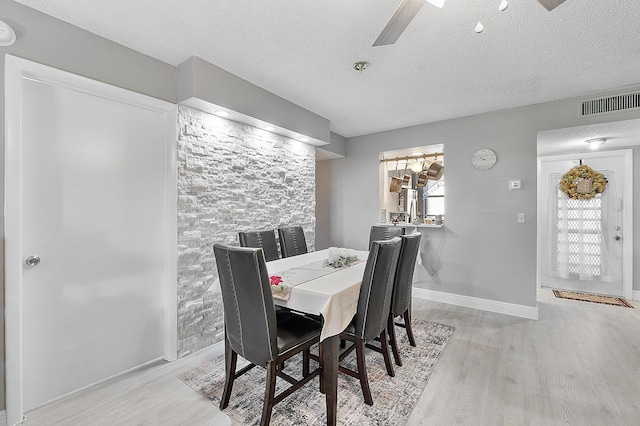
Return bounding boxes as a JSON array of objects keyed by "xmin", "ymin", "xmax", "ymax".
[
  {"xmin": 25, "ymin": 255, "xmax": 41, "ymax": 268},
  {"xmin": 615, "ymin": 236, "xmax": 621, "ymax": 241}
]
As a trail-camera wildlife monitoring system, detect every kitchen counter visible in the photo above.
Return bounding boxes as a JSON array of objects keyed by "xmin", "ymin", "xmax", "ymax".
[{"xmin": 375, "ymin": 223, "xmax": 444, "ymax": 229}]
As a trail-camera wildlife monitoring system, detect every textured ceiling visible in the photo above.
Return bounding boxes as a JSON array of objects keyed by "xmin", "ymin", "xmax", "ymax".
[
  {"xmin": 538, "ymin": 118, "xmax": 640, "ymax": 155},
  {"xmin": 15, "ymin": 0, "xmax": 640, "ymax": 138}
]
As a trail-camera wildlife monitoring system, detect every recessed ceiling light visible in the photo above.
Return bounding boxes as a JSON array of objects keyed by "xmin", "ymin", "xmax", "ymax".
[
  {"xmin": 427, "ymin": 0, "xmax": 445, "ymax": 8},
  {"xmin": 214, "ymin": 110, "xmax": 229, "ymax": 117},
  {"xmin": 586, "ymin": 137, "xmax": 606, "ymax": 149},
  {"xmin": 499, "ymin": 0, "xmax": 509, "ymax": 12},
  {"xmin": 264, "ymin": 125, "xmax": 275, "ymax": 131},
  {"xmin": 475, "ymin": 21, "xmax": 484, "ymax": 33},
  {"xmin": 353, "ymin": 61, "xmax": 369, "ymax": 72}
]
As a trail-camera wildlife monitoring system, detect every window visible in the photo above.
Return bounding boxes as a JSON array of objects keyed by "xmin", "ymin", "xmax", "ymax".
[
  {"xmin": 555, "ymin": 191, "xmax": 603, "ymax": 276},
  {"xmin": 425, "ymin": 179, "xmax": 445, "ymax": 217}
]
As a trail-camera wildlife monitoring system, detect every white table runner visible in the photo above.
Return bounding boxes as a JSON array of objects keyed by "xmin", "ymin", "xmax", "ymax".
[
  {"xmin": 270, "ymin": 258, "xmax": 366, "ymax": 301},
  {"xmin": 267, "ymin": 250, "xmax": 369, "ymax": 341}
]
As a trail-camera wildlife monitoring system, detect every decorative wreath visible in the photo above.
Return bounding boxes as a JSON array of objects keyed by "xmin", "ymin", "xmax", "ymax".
[{"xmin": 558, "ymin": 165, "xmax": 608, "ymax": 200}]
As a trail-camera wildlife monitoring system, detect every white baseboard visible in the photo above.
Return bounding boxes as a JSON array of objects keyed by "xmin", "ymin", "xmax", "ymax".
[
  {"xmin": 413, "ymin": 287, "xmax": 539, "ymax": 320},
  {"xmin": 633, "ymin": 290, "xmax": 640, "ymax": 301},
  {"xmin": 0, "ymin": 410, "xmax": 25, "ymax": 426}
]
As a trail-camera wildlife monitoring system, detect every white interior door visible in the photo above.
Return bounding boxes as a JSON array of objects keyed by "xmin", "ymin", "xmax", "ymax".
[
  {"xmin": 538, "ymin": 151, "xmax": 632, "ymax": 298},
  {"xmin": 5, "ymin": 56, "xmax": 177, "ymax": 420}
]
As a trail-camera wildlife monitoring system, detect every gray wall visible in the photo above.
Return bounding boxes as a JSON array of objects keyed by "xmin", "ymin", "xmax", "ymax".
[
  {"xmin": 176, "ymin": 105, "xmax": 316, "ymax": 356},
  {"xmin": 177, "ymin": 56, "xmax": 330, "ymax": 144},
  {"xmin": 0, "ymin": 0, "xmax": 176, "ymax": 412},
  {"xmin": 318, "ymin": 95, "xmax": 640, "ymax": 308},
  {"xmin": 327, "ymin": 132, "xmax": 347, "ymax": 157},
  {"xmin": 315, "ymin": 159, "xmax": 335, "ymax": 250}
]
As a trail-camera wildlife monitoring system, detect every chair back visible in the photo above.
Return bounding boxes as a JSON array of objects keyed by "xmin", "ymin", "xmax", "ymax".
[
  {"xmin": 238, "ymin": 230, "xmax": 280, "ymax": 262},
  {"xmin": 214, "ymin": 244, "xmax": 278, "ymax": 366},
  {"xmin": 354, "ymin": 237, "xmax": 402, "ymax": 341},
  {"xmin": 278, "ymin": 226, "xmax": 308, "ymax": 258},
  {"xmin": 391, "ymin": 233, "xmax": 422, "ymax": 316},
  {"xmin": 368, "ymin": 225, "xmax": 404, "ymax": 249}
]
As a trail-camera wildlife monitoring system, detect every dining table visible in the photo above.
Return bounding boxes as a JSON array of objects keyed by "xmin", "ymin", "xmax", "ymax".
[{"xmin": 266, "ymin": 248, "xmax": 369, "ymax": 426}]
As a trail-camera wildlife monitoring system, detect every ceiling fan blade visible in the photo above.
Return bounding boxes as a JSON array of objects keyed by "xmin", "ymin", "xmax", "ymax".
[
  {"xmin": 536, "ymin": 0, "xmax": 567, "ymax": 11},
  {"xmin": 373, "ymin": 0, "xmax": 427, "ymax": 47}
]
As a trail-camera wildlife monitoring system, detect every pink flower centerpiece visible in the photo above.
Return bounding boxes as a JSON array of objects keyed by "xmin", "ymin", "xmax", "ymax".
[
  {"xmin": 270, "ymin": 275, "xmax": 283, "ymax": 286},
  {"xmin": 269, "ymin": 275, "xmax": 290, "ymax": 299}
]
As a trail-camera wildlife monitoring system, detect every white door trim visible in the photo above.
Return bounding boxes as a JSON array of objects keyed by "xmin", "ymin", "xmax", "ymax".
[
  {"xmin": 536, "ymin": 149, "xmax": 633, "ymax": 300},
  {"xmin": 4, "ymin": 55, "xmax": 177, "ymax": 426}
]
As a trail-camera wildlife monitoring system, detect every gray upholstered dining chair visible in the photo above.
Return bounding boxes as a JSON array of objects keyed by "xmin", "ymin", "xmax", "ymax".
[
  {"xmin": 368, "ymin": 225, "xmax": 404, "ymax": 249},
  {"xmin": 213, "ymin": 244, "xmax": 322, "ymax": 426},
  {"xmin": 238, "ymin": 230, "xmax": 280, "ymax": 262},
  {"xmin": 336, "ymin": 237, "xmax": 402, "ymax": 406},
  {"xmin": 277, "ymin": 226, "xmax": 308, "ymax": 258},
  {"xmin": 369, "ymin": 232, "xmax": 422, "ymax": 367}
]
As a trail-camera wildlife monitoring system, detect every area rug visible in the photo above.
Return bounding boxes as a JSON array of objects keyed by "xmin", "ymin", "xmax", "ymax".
[
  {"xmin": 178, "ymin": 319, "xmax": 454, "ymax": 425},
  {"xmin": 553, "ymin": 289, "xmax": 634, "ymax": 308}
]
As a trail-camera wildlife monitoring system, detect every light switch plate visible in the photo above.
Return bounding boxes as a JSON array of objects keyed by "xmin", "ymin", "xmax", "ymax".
[
  {"xmin": 509, "ymin": 180, "xmax": 522, "ymax": 190},
  {"xmin": 517, "ymin": 212, "xmax": 525, "ymax": 223}
]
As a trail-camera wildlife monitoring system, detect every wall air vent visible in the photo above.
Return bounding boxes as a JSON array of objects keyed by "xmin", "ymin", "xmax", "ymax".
[{"xmin": 581, "ymin": 92, "xmax": 640, "ymax": 116}]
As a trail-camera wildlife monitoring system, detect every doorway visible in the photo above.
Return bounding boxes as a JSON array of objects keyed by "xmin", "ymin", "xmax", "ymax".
[
  {"xmin": 4, "ymin": 56, "xmax": 177, "ymax": 424},
  {"xmin": 537, "ymin": 149, "xmax": 633, "ymax": 299}
]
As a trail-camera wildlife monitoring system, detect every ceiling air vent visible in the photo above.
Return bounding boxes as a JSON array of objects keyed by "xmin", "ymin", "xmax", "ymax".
[{"xmin": 581, "ymin": 92, "xmax": 640, "ymax": 116}]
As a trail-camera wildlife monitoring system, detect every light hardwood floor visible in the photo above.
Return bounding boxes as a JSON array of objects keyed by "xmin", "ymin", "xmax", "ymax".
[{"xmin": 22, "ymin": 289, "xmax": 640, "ymax": 425}]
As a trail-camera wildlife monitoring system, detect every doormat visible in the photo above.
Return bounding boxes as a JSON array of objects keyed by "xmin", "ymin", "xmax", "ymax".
[
  {"xmin": 178, "ymin": 319, "xmax": 454, "ymax": 426},
  {"xmin": 552, "ymin": 290, "xmax": 634, "ymax": 308}
]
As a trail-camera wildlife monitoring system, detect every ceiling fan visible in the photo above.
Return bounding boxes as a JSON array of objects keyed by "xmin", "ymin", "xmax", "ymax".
[
  {"xmin": 372, "ymin": 0, "xmax": 567, "ymax": 47},
  {"xmin": 536, "ymin": 0, "xmax": 567, "ymax": 11}
]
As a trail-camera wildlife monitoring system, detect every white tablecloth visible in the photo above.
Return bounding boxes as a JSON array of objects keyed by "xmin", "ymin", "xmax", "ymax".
[{"xmin": 267, "ymin": 250, "xmax": 368, "ymax": 341}]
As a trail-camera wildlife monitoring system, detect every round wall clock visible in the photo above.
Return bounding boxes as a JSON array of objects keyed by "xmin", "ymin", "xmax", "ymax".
[{"xmin": 471, "ymin": 148, "xmax": 497, "ymax": 170}]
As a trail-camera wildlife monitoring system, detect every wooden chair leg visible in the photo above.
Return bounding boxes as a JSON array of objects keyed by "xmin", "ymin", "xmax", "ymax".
[
  {"xmin": 387, "ymin": 315, "xmax": 402, "ymax": 366},
  {"xmin": 355, "ymin": 338, "xmax": 374, "ymax": 406},
  {"xmin": 220, "ymin": 340, "xmax": 237, "ymax": 410},
  {"xmin": 303, "ymin": 349, "xmax": 310, "ymax": 377},
  {"xmin": 404, "ymin": 310, "xmax": 417, "ymax": 347},
  {"xmin": 260, "ymin": 361, "xmax": 277, "ymax": 426},
  {"xmin": 379, "ymin": 329, "xmax": 395, "ymax": 377},
  {"xmin": 318, "ymin": 342, "xmax": 325, "ymax": 394}
]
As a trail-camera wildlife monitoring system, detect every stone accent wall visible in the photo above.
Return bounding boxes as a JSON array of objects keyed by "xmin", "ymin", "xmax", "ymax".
[{"xmin": 176, "ymin": 105, "xmax": 316, "ymax": 357}]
